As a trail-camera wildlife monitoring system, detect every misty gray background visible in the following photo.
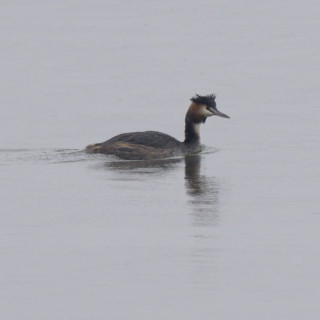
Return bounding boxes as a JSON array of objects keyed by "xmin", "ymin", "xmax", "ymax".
[{"xmin": 1, "ymin": 0, "xmax": 319, "ymax": 319}]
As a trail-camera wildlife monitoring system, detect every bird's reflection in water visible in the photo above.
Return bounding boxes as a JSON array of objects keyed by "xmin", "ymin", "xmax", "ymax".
[
  {"xmin": 98, "ymin": 154, "xmax": 219, "ymax": 226},
  {"xmin": 102, "ymin": 157, "xmax": 183, "ymax": 178},
  {"xmin": 184, "ymin": 155, "xmax": 220, "ymax": 226}
]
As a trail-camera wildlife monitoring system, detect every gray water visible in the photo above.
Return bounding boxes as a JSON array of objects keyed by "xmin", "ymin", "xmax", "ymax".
[{"xmin": 1, "ymin": 0, "xmax": 320, "ymax": 319}]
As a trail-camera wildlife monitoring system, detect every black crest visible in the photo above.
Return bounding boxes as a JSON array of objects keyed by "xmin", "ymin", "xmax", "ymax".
[{"xmin": 190, "ymin": 94, "xmax": 216, "ymax": 108}]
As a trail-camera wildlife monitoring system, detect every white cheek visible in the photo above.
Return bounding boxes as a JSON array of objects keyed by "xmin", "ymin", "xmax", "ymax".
[
  {"xmin": 201, "ymin": 108, "xmax": 214, "ymax": 117},
  {"xmin": 205, "ymin": 109, "xmax": 214, "ymax": 117}
]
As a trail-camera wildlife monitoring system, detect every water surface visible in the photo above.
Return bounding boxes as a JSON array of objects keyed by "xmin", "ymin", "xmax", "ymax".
[{"xmin": 1, "ymin": 0, "xmax": 320, "ymax": 319}]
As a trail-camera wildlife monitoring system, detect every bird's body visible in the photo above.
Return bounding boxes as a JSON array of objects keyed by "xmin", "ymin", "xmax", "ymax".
[
  {"xmin": 86, "ymin": 94, "xmax": 229, "ymax": 160},
  {"xmin": 87, "ymin": 131, "xmax": 183, "ymax": 160}
]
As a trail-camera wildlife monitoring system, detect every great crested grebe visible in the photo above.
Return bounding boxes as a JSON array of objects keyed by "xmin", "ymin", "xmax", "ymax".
[{"xmin": 86, "ymin": 94, "xmax": 229, "ymax": 160}]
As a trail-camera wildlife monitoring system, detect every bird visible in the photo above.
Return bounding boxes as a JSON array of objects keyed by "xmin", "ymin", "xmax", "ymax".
[{"xmin": 86, "ymin": 94, "xmax": 229, "ymax": 160}]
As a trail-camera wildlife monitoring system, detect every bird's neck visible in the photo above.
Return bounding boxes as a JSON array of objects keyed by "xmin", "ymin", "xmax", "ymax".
[{"xmin": 184, "ymin": 119, "xmax": 200, "ymax": 145}]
